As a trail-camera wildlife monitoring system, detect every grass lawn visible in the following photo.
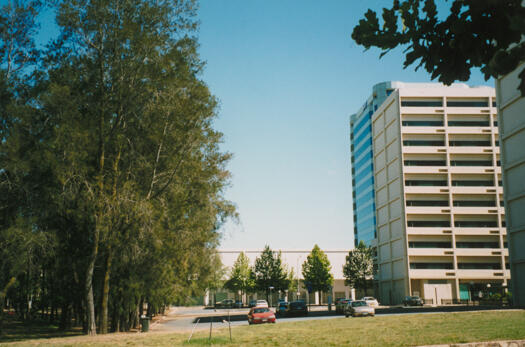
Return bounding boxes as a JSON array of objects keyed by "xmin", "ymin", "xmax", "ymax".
[{"xmin": 2, "ymin": 310, "xmax": 524, "ymax": 346}]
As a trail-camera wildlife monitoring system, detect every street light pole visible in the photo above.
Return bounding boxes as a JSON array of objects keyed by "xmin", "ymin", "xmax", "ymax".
[{"xmin": 269, "ymin": 286, "xmax": 274, "ymax": 310}]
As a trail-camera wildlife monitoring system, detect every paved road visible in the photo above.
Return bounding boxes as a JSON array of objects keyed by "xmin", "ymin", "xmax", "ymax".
[{"xmin": 153, "ymin": 305, "xmax": 512, "ymax": 333}]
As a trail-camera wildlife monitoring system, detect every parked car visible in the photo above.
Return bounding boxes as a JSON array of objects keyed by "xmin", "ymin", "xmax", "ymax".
[
  {"xmin": 335, "ymin": 298, "xmax": 351, "ymax": 314},
  {"xmin": 277, "ymin": 301, "xmax": 288, "ymax": 316},
  {"xmin": 255, "ymin": 300, "xmax": 269, "ymax": 308},
  {"xmin": 215, "ymin": 299, "xmax": 234, "ymax": 308},
  {"xmin": 403, "ymin": 295, "xmax": 424, "ymax": 306},
  {"xmin": 345, "ymin": 300, "xmax": 375, "ymax": 317},
  {"xmin": 234, "ymin": 300, "xmax": 243, "ymax": 308},
  {"xmin": 286, "ymin": 301, "xmax": 308, "ymax": 316},
  {"xmin": 248, "ymin": 299, "xmax": 257, "ymax": 308},
  {"xmin": 247, "ymin": 307, "xmax": 276, "ymax": 324},
  {"xmin": 361, "ymin": 296, "xmax": 379, "ymax": 307}
]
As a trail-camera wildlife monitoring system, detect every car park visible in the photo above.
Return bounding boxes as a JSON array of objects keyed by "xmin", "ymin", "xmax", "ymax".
[
  {"xmin": 286, "ymin": 301, "xmax": 308, "ymax": 316},
  {"xmin": 345, "ymin": 300, "xmax": 375, "ymax": 317},
  {"xmin": 247, "ymin": 307, "xmax": 276, "ymax": 324},
  {"xmin": 361, "ymin": 296, "xmax": 379, "ymax": 307},
  {"xmin": 335, "ymin": 298, "xmax": 351, "ymax": 314},
  {"xmin": 403, "ymin": 295, "xmax": 424, "ymax": 306}
]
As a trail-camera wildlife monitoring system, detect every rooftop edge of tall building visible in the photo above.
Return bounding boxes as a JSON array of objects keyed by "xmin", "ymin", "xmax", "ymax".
[{"xmin": 349, "ymin": 81, "xmax": 494, "ymax": 124}]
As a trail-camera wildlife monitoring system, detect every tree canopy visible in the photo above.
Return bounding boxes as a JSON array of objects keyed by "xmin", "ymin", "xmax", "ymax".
[
  {"xmin": 352, "ymin": 0, "xmax": 525, "ymax": 95},
  {"xmin": 224, "ymin": 252, "xmax": 255, "ymax": 301},
  {"xmin": 253, "ymin": 245, "xmax": 290, "ymax": 298},
  {"xmin": 343, "ymin": 241, "xmax": 374, "ymax": 294},
  {"xmin": 0, "ymin": 0, "xmax": 235, "ymax": 335},
  {"xmin": 302, "ymin": 244, "xmax": 333, "ymax": 294}
]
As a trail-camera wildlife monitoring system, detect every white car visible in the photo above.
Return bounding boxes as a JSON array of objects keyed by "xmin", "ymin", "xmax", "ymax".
[
  {"xmin": 255, "ymin": 300, "xmax": 269, "ymax": 308},
  {"xmin": 345, "ymin": 300, "xmax": 375, "ymax": 317},
  {"xmin": 361, "ymin": 296, "xmax": 379, "ymax": 307}
]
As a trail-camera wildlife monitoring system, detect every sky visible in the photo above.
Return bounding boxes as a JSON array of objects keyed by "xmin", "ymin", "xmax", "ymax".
[
  {"xmin": 196, "ymin": 1, "xmax": 493, "ymax": 251},
  {"xmin": 29, "ymin": 0, "xmax": 494, "ymax": 252}
]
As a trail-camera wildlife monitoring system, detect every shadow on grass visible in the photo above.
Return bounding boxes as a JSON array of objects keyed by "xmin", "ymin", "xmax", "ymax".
[
  {"xmin": 184, "ymin": 336, "xmax": 232, "ymax": 345},
  {"xmin": 0, "ymin": 316, "xmax": 83, "ymax": 343}
]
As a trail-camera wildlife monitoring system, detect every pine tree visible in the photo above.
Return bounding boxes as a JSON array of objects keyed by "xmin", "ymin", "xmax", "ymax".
[
  {"xmin": 302, "ymin": 245, "xmax": 334, "ymax": 295},
  {"xmin": 343, "ymin": 241, "xmax": 374, "ymax": 295}
]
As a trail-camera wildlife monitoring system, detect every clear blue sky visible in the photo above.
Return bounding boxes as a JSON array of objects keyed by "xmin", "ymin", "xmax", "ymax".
[
  {"xmin": 31, "ymin": 1, "xmax": 493, "ymax": 251},
  {"xmin": 197, "ymin": 0, "xmax": 492, "ymax": 251}
]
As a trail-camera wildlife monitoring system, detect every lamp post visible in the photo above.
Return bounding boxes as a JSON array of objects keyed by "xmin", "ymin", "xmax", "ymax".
[{"xmin": 269, "ymin": 286, "xmax": 274, "ymax": 310}]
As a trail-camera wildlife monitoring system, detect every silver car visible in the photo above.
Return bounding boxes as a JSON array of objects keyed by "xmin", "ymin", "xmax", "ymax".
[{"xmin": 345, "ymin": 300, "xmax": 375, "ymax": 317}]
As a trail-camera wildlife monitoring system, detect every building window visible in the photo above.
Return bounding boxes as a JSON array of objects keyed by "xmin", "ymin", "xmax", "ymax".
[
  {"xmin": 454, "ymin": 221, "xmax": 498, "ymax": 228},
  {"xmin": 401, "ymin": 100, "xmax": 443, "ymax": 107},
  {"xmin": 452, "ymin": 200, "xmax": 496, "ymax": 207},
  {"xmin": 451, "ymin": 180, "xmax": 494, "ymax": 187},
  {"xmin": 410, "ymin": 263, "xmax": 453, "ymax": 269},
  {"xmin": 407, "ymin": 221, "xmax": 451, "ymax": 227},
  {"xmin": 406, "ymin": 200, "xmax": 449, "ymax": 207},
  {"xmin": 449, "ymin": 140, "xmax": 491, "ymax": 147},
  {"xmin": 402, "ymin": 120, "xmax": 444, "ymax": 126},
  {"xmin": 457, "ymin": 263, "xmax": 501, "ymax": 270},
  {"xmin": 455, "ymin": 242, "xmax": 499, "ymax": 248},
  {"xmin": 450, "ymin": 160, "xmax": 492, "ymax": 167},
  {"xmin": 409, "ymin": 242, "xmax": 452, "ymax": 248},
  {"xmin": 448, "ymin": 120, "xmax": 490, "ymax": 127},
  {"xmin": 405, "ymin": 180, "xmax": 448, "ymax": 186},
  {"xmin": 403, "ymin": 140, "xmax": 445, "ymax": 146},
  {"xmin": 404, "ymin": 160, "xmax": 447, "ymax": 166},
  {"xmin": 447, "ymin": 100, "xmax": 489, "ymax": 107}
]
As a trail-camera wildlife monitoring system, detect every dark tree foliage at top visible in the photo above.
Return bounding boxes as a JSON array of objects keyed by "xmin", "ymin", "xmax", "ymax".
[{"xmin": 352, "ymin": 0, "xmax": 525, "ymax": 95}]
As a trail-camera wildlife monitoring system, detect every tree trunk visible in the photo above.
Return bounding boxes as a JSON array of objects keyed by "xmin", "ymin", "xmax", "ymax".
[
  {"xmin": 99, "ymin": 250, "xmax": 112, "ymax": 334},
  {"xmin": 85, "ymin": 227, "xmax": 100, "ymax": 336}
]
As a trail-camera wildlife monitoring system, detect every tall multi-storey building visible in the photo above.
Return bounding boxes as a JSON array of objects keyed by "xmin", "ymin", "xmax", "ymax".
[
  {"xmin": 497, "ymin": 62, "xmax": 525, "ymax": 307},
  {"xmin": 350, "ymin": 83, "xmax": 393, "ymax": 246},
  {"xmin": 350, "ymin": 82, "xmax": 510, "ymax": 305}
]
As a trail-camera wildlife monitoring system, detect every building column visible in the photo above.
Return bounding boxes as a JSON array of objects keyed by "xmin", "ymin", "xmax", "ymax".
[{"xmin": 314, "ymin": 291, "xmax": 319, "ymax": 305}]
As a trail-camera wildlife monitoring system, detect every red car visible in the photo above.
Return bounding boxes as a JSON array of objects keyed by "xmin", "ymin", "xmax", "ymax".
[{"xmin": 247, "ymin": 307, "xmax": 276, "ymax": 325}]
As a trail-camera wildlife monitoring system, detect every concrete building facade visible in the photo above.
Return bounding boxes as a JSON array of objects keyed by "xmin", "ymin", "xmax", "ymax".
[
  {"xmin": 351, "ymin": 82, "xmax": 510, "ymax": 305},
  {"xmin": 496, "ymin": 62, "xmax": 525, "ymax": 307}
]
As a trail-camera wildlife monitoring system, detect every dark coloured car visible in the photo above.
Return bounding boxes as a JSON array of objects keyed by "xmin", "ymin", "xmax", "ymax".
[
  {"xmin": 403, "ymin": 296, "xmax": 424, "ymax": 306},
  {"xmin": 234, "ymin": 300, "xmax": 243, "ymax": 308},
  {"xmin": 277, "ymin": 301, "xmax": 288, "ymax": 316},
  {"xmin": 215, "ymin": 299, "xmax": 234, "ymax": 308},
  {"xmin": 248, "ymin": 299, "xmax": 257, "ymax": 308},
  {"xmin": 335, "ymin": 298, "xmax": 351, "ymax": 314},
  {"xmin": 286, "ymin": 301, "xmax": 308, "ymax": 316}
]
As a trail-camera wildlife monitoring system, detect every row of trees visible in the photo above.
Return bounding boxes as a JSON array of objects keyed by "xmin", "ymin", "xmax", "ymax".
[
  {"xmin": 223, "ymin": 242, "xmax": 374, "ymax": 302},
  {"xmin": 223, "ymin": 246, "xmax": 296, "ymax": 302},
  {"xmin": 0, "ymin": 0, "xmax": 235, "ymax": 336}
]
